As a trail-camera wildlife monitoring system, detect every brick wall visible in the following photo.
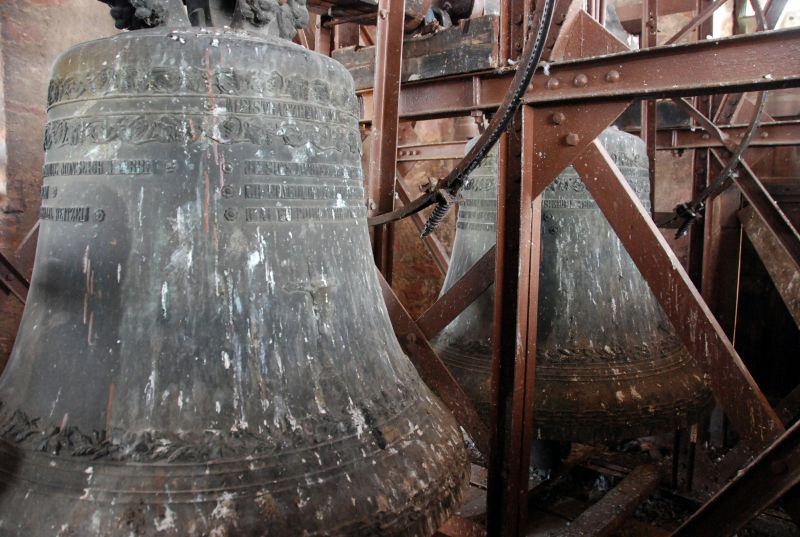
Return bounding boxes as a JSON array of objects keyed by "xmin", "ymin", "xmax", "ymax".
[{"xmin": 0, "ymin": 0, "xmax": 117, "ymax": 370}]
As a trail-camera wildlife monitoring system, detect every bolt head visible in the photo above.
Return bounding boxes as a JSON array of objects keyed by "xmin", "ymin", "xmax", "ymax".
[
  {"xmin": 221, "ymin": 185, "xmax": 235, "ymax": 198},
  {"xmin": 551, "ymin": 112, "xmax": 566, "ymax": 125},
  {"xmin": 564, "ymin": 133, "xmax": 580, "ymax": 146},
  {"xmin": 222, "ymin": 163, "xmax": 233, "ymax": 173},
  {"xmin": 94, "ymin": 209, "xmax": 106, "ymax": 222},
  {"xmin": 605, "ymin": 70, "xmax": 621, "ymax": 83},
  {"xmin": 224, "ymin": 208, "xmax": 237, "ymax": 221},
  {"xmin": 573, "ymin": 74, "xmax": 589, "ymax": 87},
  {"xmin": 546, "ymin": 78, "xmax": 560, "ymax": 90}
]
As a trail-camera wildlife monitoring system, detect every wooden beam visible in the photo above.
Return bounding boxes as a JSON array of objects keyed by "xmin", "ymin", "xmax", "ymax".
[
  {"xmin": 333, "ymin": 15, "xmax": 500, "ymax": 90},
  {"xmin": 556, "ymin": 465, "xmax": 661, "ymax": 537}
]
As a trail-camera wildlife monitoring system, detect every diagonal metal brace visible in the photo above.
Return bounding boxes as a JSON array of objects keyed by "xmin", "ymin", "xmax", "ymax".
[
  {"xmin": 573, "ymin": 139, "xmax": 784, "ymax": 453},
  {"xmin": 378, "ymin": 272, "xmax": 491, "ymax": 454}
]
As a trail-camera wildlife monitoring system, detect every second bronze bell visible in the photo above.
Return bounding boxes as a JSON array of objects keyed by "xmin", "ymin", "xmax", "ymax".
[{"xmin": 434, "ymin": 128, "xmax": 711, "ymax": 443}]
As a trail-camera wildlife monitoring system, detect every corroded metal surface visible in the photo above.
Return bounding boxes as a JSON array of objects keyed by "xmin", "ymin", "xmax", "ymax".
[
  {"xmin": 0, "ymin": 28, "xmax": 468, "ymax": 536},
  {"xmin": 434, "ymin": 128, "xmax": 711, "ymax": 442}
]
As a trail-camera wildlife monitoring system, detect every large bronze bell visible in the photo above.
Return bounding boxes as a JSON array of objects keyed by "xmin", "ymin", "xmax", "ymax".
[
  {"xmin": 0, "ymin": 26, "xmax": 468, "ymax": 536},
  {"xmin": 435, "ymin": 128, "xmax": 710, "ymax": 442}
]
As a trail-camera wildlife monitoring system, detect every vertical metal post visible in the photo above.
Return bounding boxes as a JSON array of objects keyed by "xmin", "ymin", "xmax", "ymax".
[
  {"xmin": 687, "ymin": 0, "xmax": 715, "ymax": 286},
  {"xmin": 686, "ymin": 0, "xmax": 715, "ymax": 462},
  {"xmin": 368, "ymin": 0, "xmax": 405, "ymax": 283},
  {"xmin": 501, "ymin": 0, "xmax": 526, "ymax": 64},
  {"xmin": 642, "ymin": 0, "xmax": 658, "ymax": 213},
  {"xmin": 487, "ymin": 106, "xmax": 542, "ymax": 537}
]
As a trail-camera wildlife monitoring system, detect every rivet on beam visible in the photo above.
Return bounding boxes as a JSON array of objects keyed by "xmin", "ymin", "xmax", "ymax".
[{"xmin": 605, "ymin": 70, "xmax": 621, "ymax": 83}]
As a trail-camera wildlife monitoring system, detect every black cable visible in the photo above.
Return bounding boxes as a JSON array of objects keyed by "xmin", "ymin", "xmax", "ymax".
[
  {"xmin": 662, "ymin": 2, "xmax": 769, "ymax": 239},
  {"xmin": 367, "ymin": 0, "xmax": 557, "ymax": 235}
]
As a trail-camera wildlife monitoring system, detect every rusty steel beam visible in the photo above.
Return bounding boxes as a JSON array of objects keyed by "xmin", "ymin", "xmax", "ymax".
[
  {"xmin": 573, "ymin": 139, "xmax": 784, "ymax": 452},
  {"xmin": 500, "ymin": 0, "xmax": 526, "ymax": 64},
  {"xmin": 487, "ymin": 109, "xmax": 544, "ymax": 537},
  {"xmin": 367, "ymin": 0, "xmax": 405, "ymax": 280},
  {"xmin": 739, "ymin": 205, "xmax": 800, "ymax": 328},
  {"xmin": 556, "ymin": 465, "xmax": 662, "ymax": 537},
  {"xmin": 641, "ymin": 0, "xmax": 658, "ymax": 211},
  {"xmin": 357, "ymin": 27, "xmax": 800, "ymax": 123},
  {"xmin": 0, "ymin": 251, "xmax": 29, "ymax": 304},
  {"xmin": 700, "ymin": 158, "xmax": 741, "ymax": 337},
  {"xmin": 416, "ymin": 245, "xmax": 496, "ymax": 340},
  {"xmin": 653, "ymin": 120, "xmax": 800, "ymax": 149},
  {"xmin": 378, "ymin": 273, "xmax": 491, "ymax": 454},
  {"xmin": 672, "ymin": 419, "xmax": 800, "ymax": 537},
  {"xmin": 484, "ymin": 26, "xmax": 631, "ymax": 535},
  {"xmin": 711, "ymin": 151, "xmax": 800, "ymax": 275},
  {"xmin": 664, "ymin": 0, "xmax": 729, "ymax": 45},
  {"xmin": 765, "ymin": 0, "xmax": 789, "ymax": 29},
  {"xmin": 542, "ymin": 0, "xmax": 587, "ymax": 61},
  {"xmin": 502, "ymin": 28, "xmax": 800, "ymax": 105},
  {"xmin": 397, "ymin": 141, "xmax": 467, "ymax": 162},
  {"xmin": 616, "ymin": 0, "xmax": 695, "ymax": 33},
  {"xmin": 687, "ymin": 0, "xmax": 716, "ymax": 287},
  {"xmin": 671, "ymin": 97, "xmax": 738, "ymax": 150}
]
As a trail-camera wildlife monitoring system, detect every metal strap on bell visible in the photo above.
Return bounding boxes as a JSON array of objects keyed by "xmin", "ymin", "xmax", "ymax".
[
  {"xmin": 435, "ymin": 128, "xmax": 711, "ymax": 442},
  {"xmin": 0, "ymin": 20, "xmax": 468, "ymax": 536}
]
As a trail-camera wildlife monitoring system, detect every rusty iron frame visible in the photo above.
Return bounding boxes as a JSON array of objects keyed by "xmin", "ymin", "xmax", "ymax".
[
  {"xmin": 393, "ymin": 120, "xmax": 800, "ymax": 163},
  {"xmin": 0, "ymin": 0, "xmax": 793, "ymax": 533},
  {"xmin": 347, "ymin": 2, "xmax": 800, "ymax": 533},
  {"xmin": 356, "ymin": 26, "xmax": 800, "ymax": 123},
  {"xmin": 366, "ymin": 0, "xmax": 406, "ymax": 281},
  {"xmin": 485, "ymin": 112, "xmax": 543, "ymax": 536},
  {"xmin": 316, "ymin": 0, "xmax": 800, "ymax": 536}
]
